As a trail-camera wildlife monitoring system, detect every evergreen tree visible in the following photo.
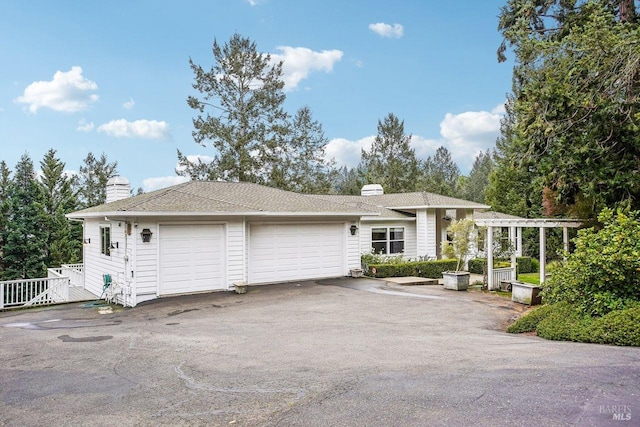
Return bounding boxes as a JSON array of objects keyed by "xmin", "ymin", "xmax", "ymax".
[
  {"xmin": 461, "ymin": 150, "xmax": 494, "ymax": 204},
  {"xmin": 0, "ymin": 161, "xmax": 11, "ymax": 276},
  {"xmin": 2, "ymin": 154, "xmax": 48, "ymax": 280},
  {"xmin": 179, "ymin": 33, "xmax": 289, "ymax": 185},
  {"xmin": 332, "ymin": 165, "xmax": 367, "ymax": 195},
  {"xmin": 359, "ymin": 113, "xmax": 419, "ymax": 193},
  {"xmin": 76, "ymin": 152, "xmax": 118, "ymax": 207},
  {"xmin": 497, "ymin": 0, "xmax": 640, "ymax": 219},
  {"xmin": 273, "ymin": 106, "xmax": 336, "ymax": 193},
  {"xmin": 422, "ymin": 146, "xmax": 460, "ymax": 197},
  {"xmin": 39, "ymin": 149, "xmax": 82, "ymax": 266}
]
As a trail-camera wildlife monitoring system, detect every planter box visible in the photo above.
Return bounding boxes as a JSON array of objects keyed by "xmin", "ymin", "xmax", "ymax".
[
  {"xmin": 442, "ymin": 272, "xmax": 470, "ymax": 291},
  {"xmin": 511, "ymin": 282, "xmax": 542, "ymax": 305}
]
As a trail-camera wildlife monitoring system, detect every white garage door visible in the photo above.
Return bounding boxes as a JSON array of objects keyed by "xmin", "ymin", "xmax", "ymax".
[
  {"xmin": 159, "ymin": 224, "xmax": 226, "ymax": 295},
  {"xmin": 249, "ymin": 223, "xmax": 345, "ymax": 284}
]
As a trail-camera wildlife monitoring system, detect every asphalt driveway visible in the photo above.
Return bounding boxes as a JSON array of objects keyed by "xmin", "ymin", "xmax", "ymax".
[{"xmin": 1, "ymin": 278, "xmax": 639, "ymax": 426}]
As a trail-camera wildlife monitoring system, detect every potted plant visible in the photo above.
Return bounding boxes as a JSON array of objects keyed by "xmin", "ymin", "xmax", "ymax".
[{"xmin": 441, "ymin": 217, "xmax": 476, "ymax": 290}]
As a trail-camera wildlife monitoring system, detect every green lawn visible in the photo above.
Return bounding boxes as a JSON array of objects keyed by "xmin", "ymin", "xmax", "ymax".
[{"xmin": 517, "ymin": 272, "xmax": 540, "ymax": 285}]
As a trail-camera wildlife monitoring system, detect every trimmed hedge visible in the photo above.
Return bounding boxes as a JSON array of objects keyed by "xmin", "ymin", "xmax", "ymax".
[
  {"xmin": 366, "ymin": 259, "xmax": 458, "ymax": 279},
  {"xmin": 507, "ymin": 302, "xmax": 640, "ymax": 346},
  {"xmin": 468, "ymin": 257, "xmax": 535, "ymax": 274}
]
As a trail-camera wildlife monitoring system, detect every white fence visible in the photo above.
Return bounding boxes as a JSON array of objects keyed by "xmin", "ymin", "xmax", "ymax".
[
  {"xmin": 1, "ymin": 277, "xmax": 69, "ymax": 309},
  {"xmin": 48, "ymin": 264, "xmax": 84, "ymax": 287},
  {"xmin": 1, "ymin": 264, "xmax": 84, "ymax": 309},
  {"xmin": 491, "ymin": 267, "xmax": 516, "ymax": 291}
]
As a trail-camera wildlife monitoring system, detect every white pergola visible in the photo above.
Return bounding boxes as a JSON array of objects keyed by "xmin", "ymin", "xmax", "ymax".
[{"xmin": 473, "ymin": 218, "xmax": 582, "ymax": 290}]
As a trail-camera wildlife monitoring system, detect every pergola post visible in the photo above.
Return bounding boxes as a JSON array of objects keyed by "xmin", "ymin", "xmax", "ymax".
[
  {"xmin": 563, "ymin": 227, "xmax": 569, "ymax": 255},
  {"xmin": 509, "ymin": 226, "xmax": 517, "ymax": 281},
  {"xmin": 539, "ymin": 227, "xmax": 546, "ymax": 285},
  {"xmin": 487, "ymin": 226, "xmax": 494, "ymax": 290}
]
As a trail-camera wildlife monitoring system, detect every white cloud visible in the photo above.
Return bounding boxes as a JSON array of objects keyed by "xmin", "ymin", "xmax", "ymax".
[
  {"xmin": 123, "ymin": 98, "xmax": 135, "ymax": 110},
  {"xmin": 76, "ymin": 118, "xmax": 94, "ymax": 132},
  {"xmin": 97, "ymin": 119, "xmax": 170, "ymax": 139},
  {"xmin": 369, "ymin": 22, "xmax": 404, "ymax": 38},
  {"xmin": 271, "ymin": 46, "xmax": 343, "ymax": 91},
  {"xmin": 15, "ymin": 66, "xmax": 98, "ymax": 113},
  {"xmin": 246, "ymin": 0, "xmax": 263, "ymax": 5},
  {"xmin": 438, "ymin": 104, "xmax": 503, "ymax": 170},
  {"xmin": 324, "ymin": 136, "xmax": 375, "ymax": 167},
  {"xmin": 142, "ymin": 175, "xmax": 190, "ymax": 192}
]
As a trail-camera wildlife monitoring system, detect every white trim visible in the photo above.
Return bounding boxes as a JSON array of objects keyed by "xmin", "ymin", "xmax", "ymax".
[{"xmin": 68, "ymin": 211, "xmax": 377, "ymax": 219}]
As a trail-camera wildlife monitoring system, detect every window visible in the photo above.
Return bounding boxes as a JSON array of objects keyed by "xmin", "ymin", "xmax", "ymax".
[
  {"xmin": 371, "ymin": 227, "xmax": 404, "ymax": 254},
  {"xmin": 100, "ymin": 226, "xmax": 111, "ymax": 256}
]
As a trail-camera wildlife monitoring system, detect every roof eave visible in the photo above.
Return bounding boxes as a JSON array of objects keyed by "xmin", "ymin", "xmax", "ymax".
[{"xmin": 66, "ymin": 210, "xmax": 379, "ymax": 219}]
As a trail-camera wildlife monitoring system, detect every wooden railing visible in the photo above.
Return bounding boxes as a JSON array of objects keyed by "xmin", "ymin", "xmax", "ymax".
[
  {"xmin": 491, "ymin": 267, "xmax": 516, "ymax": 291},
  {"xmin": 1, "ymin": 276, "xmax": 69, "ymax": 309},
  {"xmin": 1, "ymin": 264, "xmax": 83, "ymax": 309},
  {"xmin": 48, "ymin": 264, "xmax": 84, "ymax": 287}
]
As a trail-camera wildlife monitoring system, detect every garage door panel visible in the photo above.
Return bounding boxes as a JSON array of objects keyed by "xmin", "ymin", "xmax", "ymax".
[
  {"xmin": 249, "ymin": 223, "xmax": 345, "ymax": 284},
  {"xmin": 159, "ymin": 224, "xmax": 226, "ymax": 295}
]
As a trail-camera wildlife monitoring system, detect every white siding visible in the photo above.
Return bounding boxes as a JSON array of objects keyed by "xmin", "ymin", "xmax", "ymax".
[
  {"xmin": 134, "ymin": 221, "xmax": 158, "ymax": 300},
  {"xmin": 416, "ymin": 210, "xmax": 428, "ymax": 257},
  {"xmin": 83, "ymin": 219, "xmax": 126, "ymax": 299},
  {"xmin": 346, "ymin": 221, "xmax": 361, "ymax": 271},
  {"xmin": 426, "ymin": 209, "xmax": 437, "ymax": 258},
  {"xmin": 226, "ymin": 220, "xmax": 245, "ymax": 287}
]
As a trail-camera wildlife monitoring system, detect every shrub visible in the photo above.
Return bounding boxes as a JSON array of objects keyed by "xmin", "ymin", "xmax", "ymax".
[
  {"xmin": 366, "ymin": 259, "xmax": 457, "ymax": 278},
  {"xmin": 506, "ymin": 304, "xmax": 554, "ymax": 333},
  {"xmin": 535, "ymin": 302, "xmax": 593, "ymax": 342},
  {"xmin": 507, "ymin": 302, "xmax": 640, "ymax": 347},
  {"xmin": 467, "ymin": 257, "xmax": 531, "ymax": 274},
  {"xmin": 543, "ymin": 208, "xmax": 640, "ymax": 316},
  {"xmin": 589, "ymin": 304, "xmax": 640, "ymax": 346}
]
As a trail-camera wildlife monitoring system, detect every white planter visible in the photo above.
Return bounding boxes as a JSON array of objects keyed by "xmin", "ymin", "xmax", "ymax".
[
  {"xmin": 442, "ymin": 272, "xmax": 470, "ymax": 291},
  {"xmin": 511, "ymin": 282, "xmax": 542, "ymax": 305}
]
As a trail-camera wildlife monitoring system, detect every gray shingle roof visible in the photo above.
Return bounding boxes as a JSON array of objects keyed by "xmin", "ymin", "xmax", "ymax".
[
  {"xmin": 68, "ymin": 181, "xmax": 492, "ymax": 220},
  {"xmin": 68, "ymin": 181, "xmax": 381, "ymax": 218}
]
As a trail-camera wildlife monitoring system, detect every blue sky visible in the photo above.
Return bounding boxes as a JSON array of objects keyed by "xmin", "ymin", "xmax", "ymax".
[{"xmin": 0, "ymin": 0, "xmax": 513, "ymax": 192}]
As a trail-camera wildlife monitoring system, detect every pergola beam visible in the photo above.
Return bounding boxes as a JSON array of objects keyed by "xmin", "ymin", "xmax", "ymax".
[{"xmin": 476, "ymin": 217, "xmax": 581, "ymax": 290}]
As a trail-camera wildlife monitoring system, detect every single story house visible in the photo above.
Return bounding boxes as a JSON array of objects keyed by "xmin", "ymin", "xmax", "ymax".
[{"xmin": 67, "ymin": 179, "xmax": 492, "ymax": 307}]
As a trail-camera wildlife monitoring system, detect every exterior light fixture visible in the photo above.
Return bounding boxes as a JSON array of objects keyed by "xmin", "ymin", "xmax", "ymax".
[
  {"xmin": 83, "ymin": 238, "xmax": 91, "ymax": 244},
  {"xmin": 141, "ymin": 228, "xmax": 153, "ymax": 243},
  {"xmin": 350, "ymin": 224, "xmax": 358, "ymax": 236},
  {"xmin": 110, "ymin": 242, "xmax": 119, "ymax": 249}
]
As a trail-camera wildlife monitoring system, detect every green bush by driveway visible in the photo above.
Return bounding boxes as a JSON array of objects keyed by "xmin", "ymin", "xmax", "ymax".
[{"xmin": 507, "ymin": 302, "xmax": 640, "ymax": 346}]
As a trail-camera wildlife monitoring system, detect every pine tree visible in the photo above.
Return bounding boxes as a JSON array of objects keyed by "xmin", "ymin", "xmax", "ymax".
[
  {"xmin": 180, "ymin": 33, "xmax": 289, "ymax": 185},
  {"xmin": 422, "ymin": 146, "xmax": 460, "ymax": 197},
  {"xmin": 359, "ymin": 113, "xmax": 419, "ymax": 193},
  {"xmin": 40, "ymin": 149, "xmax": 82, "ymax": 266},
  {"xmin": 461, "ymin": 150, "xmax": 494, "ymax": 203},
  {"xmin": 0, "ymin": 161, "xmax": 11, "ymax": 277},
  {"xmin": 2, "ymin": 154, "xmax": 48, "ymax": 280},
  {"xmin": 274, "ymin": 106, "xmax": 336, "ymax": 193},
  {"xmin": 76, "ymin": 152, "xmax": 118, "ymax": 208}
]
